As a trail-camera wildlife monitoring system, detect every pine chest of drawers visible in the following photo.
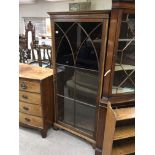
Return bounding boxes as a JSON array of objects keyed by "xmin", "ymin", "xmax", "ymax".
[{"xmin": 19, "ymin": 63, "xmax": 54, "ymax": 138}]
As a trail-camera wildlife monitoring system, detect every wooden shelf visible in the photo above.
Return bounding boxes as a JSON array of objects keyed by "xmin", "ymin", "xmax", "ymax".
[
  {"xmin": 102, "ymin": 103, "xmax": 135, "ymax": 155},
  {"xmin": 114, "ymin": 107, "xmax": 135, "ymax": 121},
  {"xmin": 114, "ymin": 125, "xmax": 135, "ymax": 140},
  {"xmin": 115, "ymin": 63, "xmax": 135, "ymax": 71},
  {"xmin": 118, "ymin": 38, "xmax": 135, "ymax": 42},
  {"xmin": 112, "ymin": 140, "xmax": 135, "ymax": 155},
  {"xmin": 112, "ymin": 86, "xmax": 134, "ymax": 94}
]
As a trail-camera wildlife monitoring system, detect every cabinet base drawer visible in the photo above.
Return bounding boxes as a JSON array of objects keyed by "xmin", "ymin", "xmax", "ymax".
[
  {"xmin": 20, "ymin": 102, "xmax": 43, "ymax": 117},
  {"xmin": 19, "ymin": 91, "xmax": 41, "ymax": 105},
  {"xmin": 19, "ymin": 79, "xmax": 40, "ymax": 93},
  {"xmin": 19, "ymin": 112, "xmax": 43, "ymax": 128}
]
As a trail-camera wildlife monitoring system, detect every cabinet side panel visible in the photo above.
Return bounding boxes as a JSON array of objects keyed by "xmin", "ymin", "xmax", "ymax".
[
  {"xmin": 102, "ymin": 10, "xmax": 121, "ymax": 97},
  {"xmin": 95, "ymin": 106, "xmax": 107, "ymax": 152},
  {"xmin": 50, "ymin": 19, "xmax": 58, "ymax": 123},
  {"xmin": 95, "ymin": 17, "xmax": 109, "ymax": 140},
  {"xmin": 102, "ymin": 104, "xmax": 116, "ymax": 155},
  {"xmin": 41, "ymin": 76, "xmax": 54, "ymax": 127}
]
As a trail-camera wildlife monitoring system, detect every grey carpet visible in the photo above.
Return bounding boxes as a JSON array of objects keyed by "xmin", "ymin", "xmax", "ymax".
[{"xmin": 19, "ymin": 127, "xmax": 95, "ymax": 155}]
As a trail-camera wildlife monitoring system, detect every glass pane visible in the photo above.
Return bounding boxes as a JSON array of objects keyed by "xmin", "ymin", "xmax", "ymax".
[
  {"xmin": 55, "ymin": 23, "xmax": 74, "ymax": 66},
  {"xmin": 76, "ymin": 40, "xmax": 99, "ymax": 70},
  {"xmin": 75, "ymin": 101, "xmax": 96, "ymax": 135},
  {"xmin": 56, "ymin": 38, "xmax": 74, "ymax": 65},
  {"xmin": 57, "ymin": 64, "xmax": 75, "ymax": 99},
  {"xmin": 75, "ymin": 22, "xmax": 102, "ymax": 70},
  {"xmin": 112, "ymin": 13, "xmax": 135, "ymax": 94},
  {"xmin": 74, "ymin": 68, "xmax": 98, "ymax": 105},
  {"xmin": 55, "ymin": 21, "xmax": 102, "ymax": 135},
  {"xmin": 57, "ymin": 95, "xmax": 74, "ymax": 126}
]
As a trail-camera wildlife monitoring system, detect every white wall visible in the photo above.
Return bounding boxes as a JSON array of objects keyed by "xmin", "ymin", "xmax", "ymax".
[
  {"xmin": 19, "ymin": 1, "xmax": 69, "ymax": 33},
  {"xmin": 19, "ymin": 0, "xmax": 112, "ymax": 34},
  {"xmin": 91, "ymin": 0, "xmax": 112, "ymax": 10}
]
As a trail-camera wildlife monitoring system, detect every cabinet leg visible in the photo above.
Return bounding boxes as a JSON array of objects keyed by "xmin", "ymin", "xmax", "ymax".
[
  {"xmin": 53, "ymin": 125, "xmax": 59, "ymax": 131},
  {"xmin": 41, "ymin": 129, "xmax": 47, "ymax": 138},
  {"xmin": 91, "ymin": 143, "xmax": 96, "ymax": 149},
  {"xmin": 95, "ymin": 148, "xmax": 102, "ymax": 155}
]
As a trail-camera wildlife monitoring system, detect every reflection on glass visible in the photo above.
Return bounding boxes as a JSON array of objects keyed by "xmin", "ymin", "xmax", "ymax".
[
  {"xmin": 112, "ymin": 13, "xmax": 135, "ymax": 94},
  {"xmin": 55, "ymin": 22, "xmax": 102, "ymax": 135},
  {"xmin": 57, "ymin": 95, "xmax": 74, "ymax": 126},
  {"xmin": 57, "ymin": 64, "xmax": 75, "ymax": 98},
  {"xmin": 76, "ymin": 40, "xmax": 99, "ymax": 70},
  {"xmin": 75, "ymin": 102, "xmax": 95, "ymax": 135},
  {"xmin": 74, "ymin": 68, "xmax": 98, "ymax": 105}
]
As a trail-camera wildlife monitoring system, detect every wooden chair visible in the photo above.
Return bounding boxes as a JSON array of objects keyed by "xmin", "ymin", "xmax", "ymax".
[
  {"xmin": 29, "ymin": 44, "xmax": 52, "ymax": 68},
  {"xmin": 19, "ymin": 47, "xmax": 31, "ymax": 63},
  {"xmin": 19, "ymin": 34, "xmax": 27, "ymax": 49},
  {"xmin": 25, "ymin": 21, "xmax": 36, "ymax": 60},
  {"xmin": 20, "ymin": 21, "xmax": 52, "ymax": 68}
]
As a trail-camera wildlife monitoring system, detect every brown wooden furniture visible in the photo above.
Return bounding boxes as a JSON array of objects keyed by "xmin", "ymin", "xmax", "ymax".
[
  {"xmin": 25, "ymin": 21, "xmax": 35, "ymax": 49},
  {"xmin": 19, "ymin": 47, "xmax": 31, "ymax": 63},
  {"xmin": 30, "ymin": 44, "xmax": 52, "ymax": 68},
  {"xmin": 48, "ymin": 0, "xmax": 135, "ymax": 154},
  {"xmin": 48, "ymin": 11, "xmax": 109, "ymax": 145},
  {"xmin": 19, "ymin": 22, "xmax": 36, "ymax": 63},
  {"xmin": 101, "ymin": 102, "xmax": 135, "ymax": 155},
  {"xmin": 19, "ymin": 34, "xmax": 31, "ymax": 63},
  {"xmin": 25, "ymin": 21, "xmax": 36, "ymax": 60},
  {"xmin": 19, "ymin": 63, "xmax": 54, "ymax": 138},
  {"xmin": 19, "ymin": 34, "xmax": 27, "ymax": 49},
  {"xmin": 96, "ymin": 1, "xmax": 135, "ymax": 155}
]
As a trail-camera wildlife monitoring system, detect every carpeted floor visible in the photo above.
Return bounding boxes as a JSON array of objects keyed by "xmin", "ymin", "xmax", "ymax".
[{"xmin": 19, "ymin": 127, "xmax": 95, "ymax": 155}]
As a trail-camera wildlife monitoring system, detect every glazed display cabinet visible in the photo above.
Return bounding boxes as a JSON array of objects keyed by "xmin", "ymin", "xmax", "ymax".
[
  {"xmin": 48, "ymin": 0, "xmax": 135, "ymax": 154},
  {"xmin": 96, "ymin": 1, "xmax": 135, "ymax": 155},
  {"xmin": 48, "ymin": 11, "xmax": 109, "ymax": 144}
]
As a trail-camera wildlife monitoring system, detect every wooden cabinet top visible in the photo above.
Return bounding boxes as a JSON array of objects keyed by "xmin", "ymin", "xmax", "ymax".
[
  {"xmin": 19, "ymin": 63, "xmax": 53, "ymax": 80},
  {"xmin": 113, "ymin": 0, "xmax": 134, "ymax": 2},
  {"xmin": 112, "ymin": 0, "xmax": 135, "ymax": 9},
  {"xmin": 48, "ymin": 10, "xmax": 109, "ymax": 19},
  {"xmin": 48, "ymin": 10, "xmax": 109, "ymax": 15}
]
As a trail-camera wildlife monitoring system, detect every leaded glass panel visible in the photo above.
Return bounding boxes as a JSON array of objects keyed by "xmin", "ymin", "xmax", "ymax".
[
  {"xmin": 112, "ymin": 13, "xmax": 135, "ymax": 94},
  {"xmin": 55, "ymin": 22, "xmax": 103, "ymax": 135}
]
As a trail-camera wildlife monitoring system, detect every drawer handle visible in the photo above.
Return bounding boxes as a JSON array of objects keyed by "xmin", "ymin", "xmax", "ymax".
[
  {"xmin": 21, "ymin": 82, "xmax": 27, "ymax": 90},
  {"xmin": 25, "ymin": 118, "xmax": 31, "ymax": 122},
  {"xmin": 22, "ymin": 95, "xmax": 28, "ymax": 100},
  {"xmin": 23, "ymin": 106, "xmax": 29, "ymax": 111}
]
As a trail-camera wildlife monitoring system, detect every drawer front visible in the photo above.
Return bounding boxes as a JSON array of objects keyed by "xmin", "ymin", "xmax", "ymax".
[
  {"xmin": 19, "ymin": 91, "xmax": 41, "ymax": 104},
  {"xmin": 19, "ymin": 112, "xmax": 43, "ymax": 128},
  {"xmin": 19, "ymin": 102, "xmax": 43, "ymax": 117},
  {"xmin": 19, "ymin": 79, "xmax": 40, "ymax": 93}
]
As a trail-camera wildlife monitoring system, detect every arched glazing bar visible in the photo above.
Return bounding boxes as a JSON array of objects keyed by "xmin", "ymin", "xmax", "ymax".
[
  {"xmin": 76, "ymin": 23, "xmax": 100, "ymax": 69},
  {"xmin": 55, "ymin": 23, "xmax": 75, "ymax": 65},
  {"xmin": 56, "ymin": 23, "xmax": 76, "ymax": 58}
]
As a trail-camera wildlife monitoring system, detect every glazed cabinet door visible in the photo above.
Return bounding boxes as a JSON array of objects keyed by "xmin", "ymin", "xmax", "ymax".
[
  {"xmin": 55, "ymin": 22, "xmax": 103, "ymax": 136},
  {"xmin": 96, "ymin": 8, "xmax": 135, "ymax": 155},
  {"xmin": 111, "ymin": 12, "xmax": 135, "ymax": 95},
  {"xmin": 49, "ymin": 15, "xmax": 109, "ymax": 139},
  {"xmin": 102, "ymin": 9, "xmax": 135, "ymax": 99}
]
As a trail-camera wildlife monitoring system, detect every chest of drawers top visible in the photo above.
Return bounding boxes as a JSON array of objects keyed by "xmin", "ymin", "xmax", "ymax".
[{"xmin": 19, "ymin": 63, "xmax": 53, "ymax": 80}]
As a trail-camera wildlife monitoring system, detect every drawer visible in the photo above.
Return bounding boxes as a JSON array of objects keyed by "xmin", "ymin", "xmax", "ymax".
[
  {"xmin": 19, "ymin": 102, "xmax": 43, "ymax": 117},
  {"xmin": 19, "ymin": 91, "xmax": 41, "ymax": 104},
  {"xmin": 19, "ymin": 79, "xmax": 40, "ymax": 93},
  {"xmin": 19, "ymin": 112, "xmax": 43, "ymax": 128}
]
